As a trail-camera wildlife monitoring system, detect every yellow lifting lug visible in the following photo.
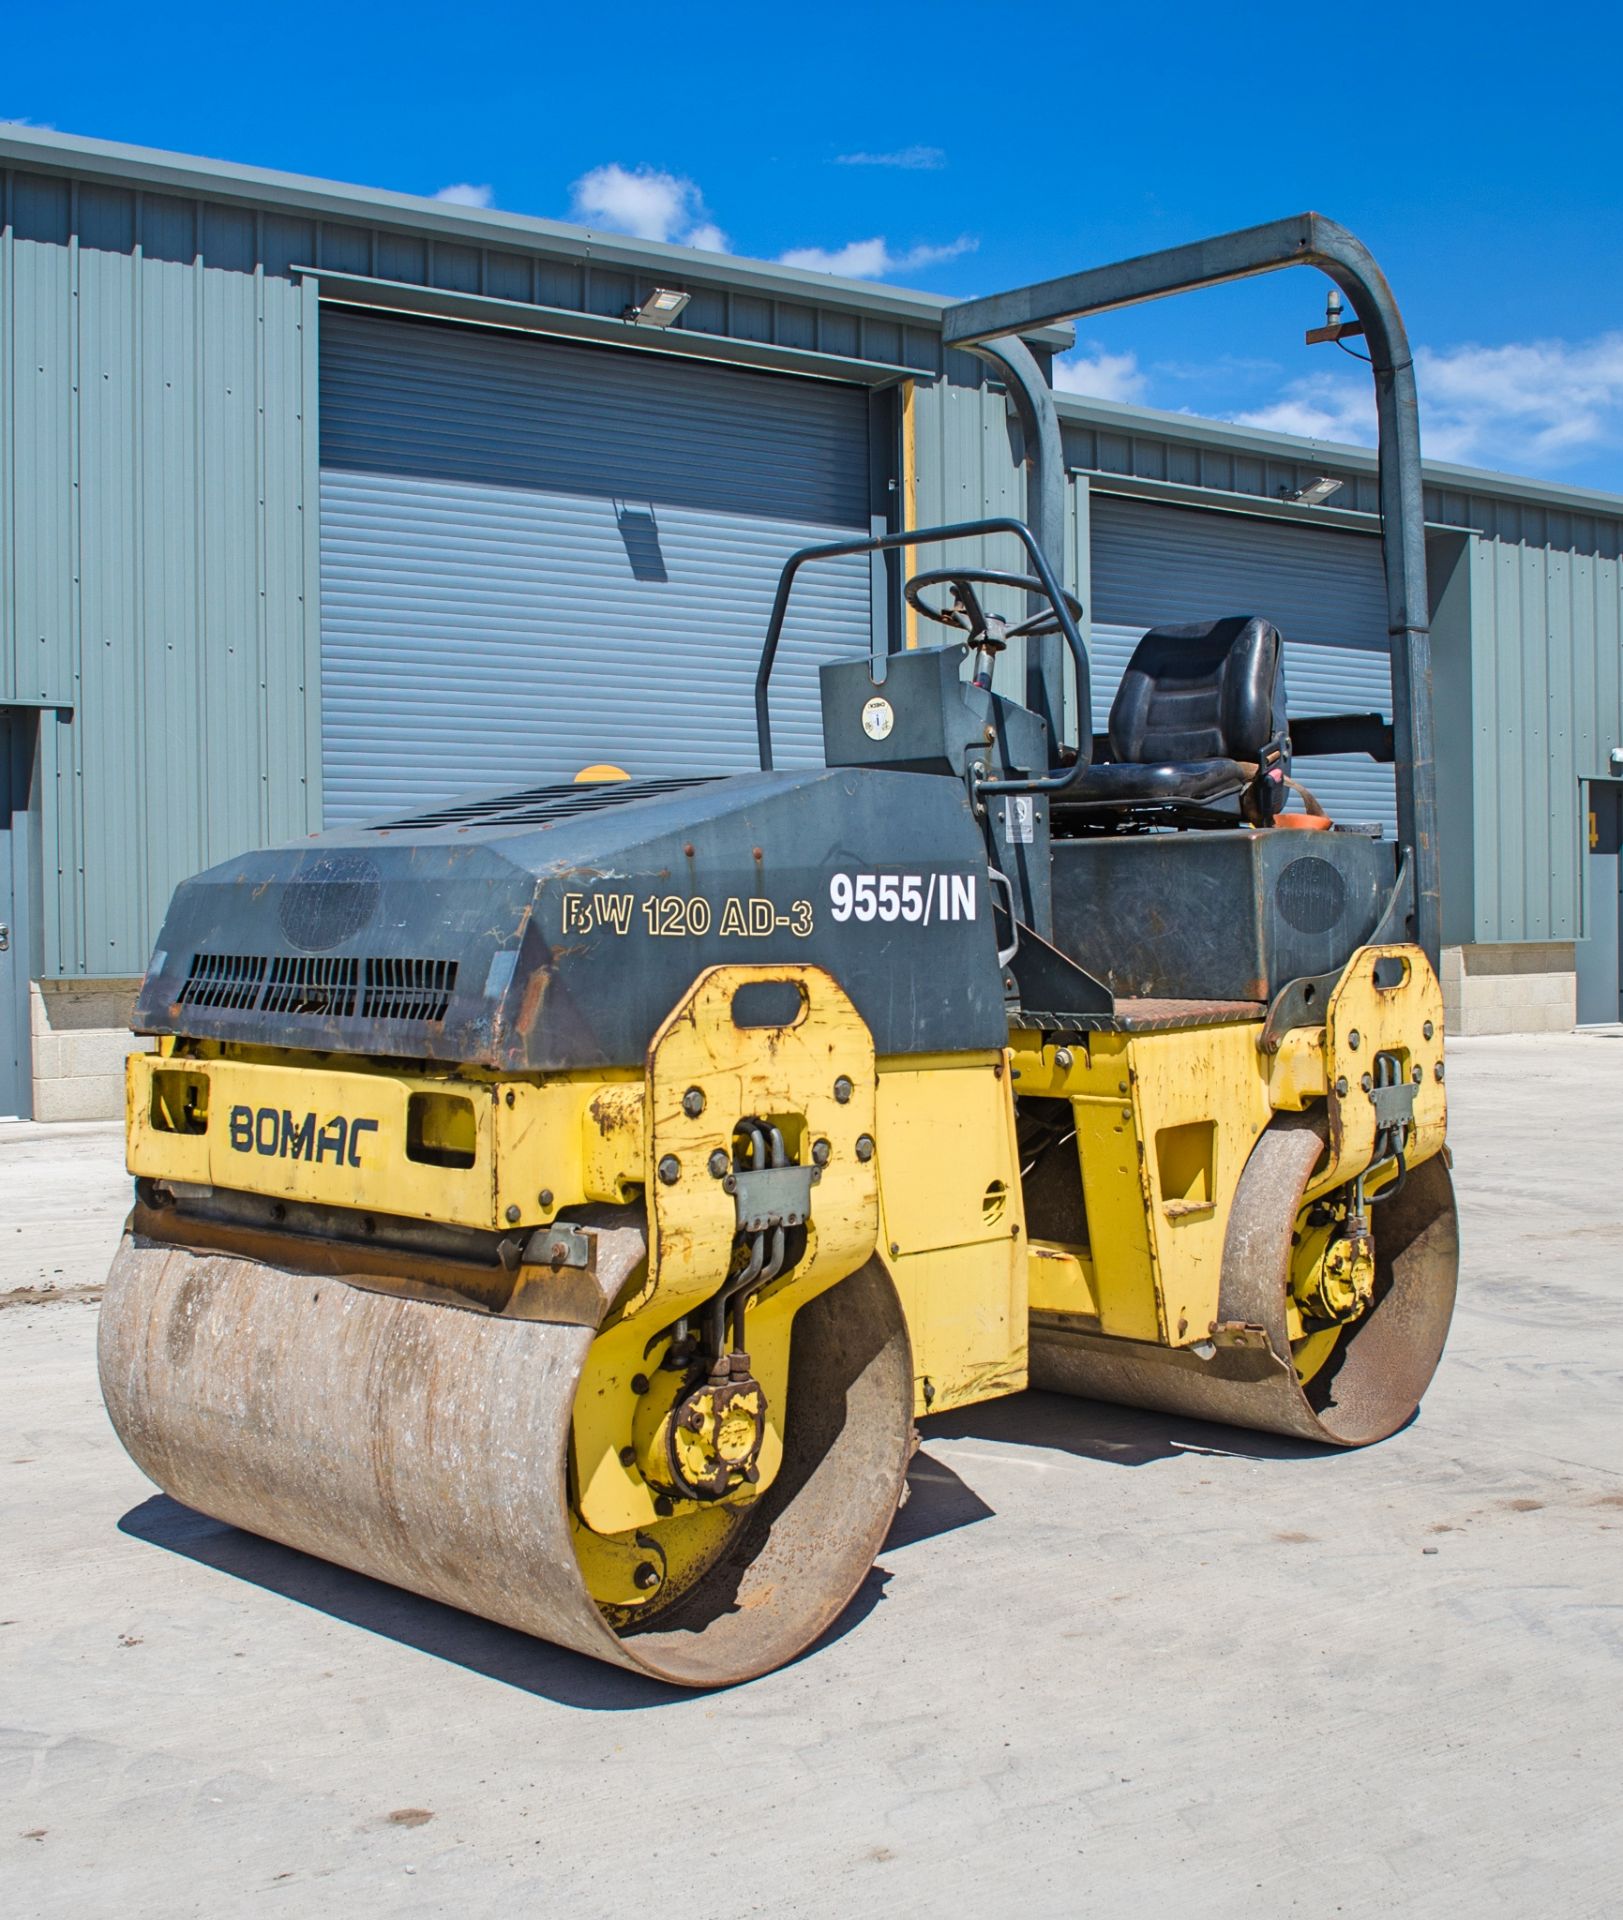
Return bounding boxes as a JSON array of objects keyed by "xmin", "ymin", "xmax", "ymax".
[
  {"xmin": 572, "ymin": 963, "xmax": 881, "ymax": 1539},
  {"xmin": 1267, "ymin": 1026, "xmax": 1328, "ymax": 1112},
  {"xmin": 642, "ymin": 961, "xmax": 880, "ymax": 1316},
  {"xmin": 1318, "ymin": 943, "xmax": 1447, "ymax": 1196}
]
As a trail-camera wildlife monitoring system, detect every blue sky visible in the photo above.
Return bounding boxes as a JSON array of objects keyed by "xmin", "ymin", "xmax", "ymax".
[{"xmin": 8, "ymin": 0, "xmax": 1623, "ymax": 490}]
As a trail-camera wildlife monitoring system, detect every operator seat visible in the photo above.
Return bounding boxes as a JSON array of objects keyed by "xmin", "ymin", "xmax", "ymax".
[{"xmin": 1055, "ymin": 614, "xmax": 1289, "ymax": 823}]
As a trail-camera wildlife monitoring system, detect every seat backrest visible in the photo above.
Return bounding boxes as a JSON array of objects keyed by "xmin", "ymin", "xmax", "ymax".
[{"xmin": 1108, "ymin": 615, "xmax": 1286, "ymax": 765}]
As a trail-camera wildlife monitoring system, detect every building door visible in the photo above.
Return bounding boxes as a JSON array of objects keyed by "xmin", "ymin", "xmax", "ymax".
[
  {"xmin": 1576, "ymin": 781, "xmax": 1622, "ymax": 1026},
  {"xmin": 1088, "ymin": 495, "xmax": 1398, "ymax": 837},
  {"xmin": 318, "ymin": 310, "xmax": 876, "ymax": 825},
  {"xmin": 0, "ymin": 711, "xmax": 35, "ymax": 1118}
]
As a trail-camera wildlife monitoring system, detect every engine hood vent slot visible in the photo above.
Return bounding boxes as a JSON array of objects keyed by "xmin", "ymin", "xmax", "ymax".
[
  {"xmin": 262, "ymin": 956, "xmax": 358, "ymax": 1017},
  {"xmin": 176, "ymin": 953, "xmax": 458, "ymax": 1024},
  {"xmin": 385, "ymin": 774, "xmax": 718, "ymax": 832},
  {"xmin": 175, "ymin": 952, "xmax": 267, "ymax": 1011},
  {"xmin": 363, "ymin": 957, "xmax": 458, "ymax": 1022}
]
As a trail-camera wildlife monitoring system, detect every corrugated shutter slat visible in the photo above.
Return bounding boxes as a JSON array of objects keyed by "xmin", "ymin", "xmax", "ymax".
[{"xmin": 319, "ymin": 312, "xmax": 871, "ymax": 824}]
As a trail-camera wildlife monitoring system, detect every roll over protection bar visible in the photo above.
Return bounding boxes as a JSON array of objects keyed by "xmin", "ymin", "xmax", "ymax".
[{"xmin": 943, "ymin": 213, "xmax": 1440, "ymax": 965}]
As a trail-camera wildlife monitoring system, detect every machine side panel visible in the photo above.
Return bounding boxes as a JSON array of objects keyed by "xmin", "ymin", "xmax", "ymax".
[
  {"xmin": 1049, "ymin": 829, "xmax": 1397, "ymax": 1002},
  {"xmin": 134, "ymin": 768, "xmax": 1009, "ymax": 1068},
  {"xmin": 876, "ymin": 1050, "xmax": 1028, "ymax": 1413}
]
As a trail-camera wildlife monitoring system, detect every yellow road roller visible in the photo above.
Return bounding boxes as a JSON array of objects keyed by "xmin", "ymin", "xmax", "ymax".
[{"xmin": 100, "ymin": 214, "xmax": 1458, "ymax": 1686}]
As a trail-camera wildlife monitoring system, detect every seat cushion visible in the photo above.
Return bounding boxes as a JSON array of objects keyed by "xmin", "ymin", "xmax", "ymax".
[
  {"xmin": 1055, "ymin": 757, "xmax": 1250, "ymax": 808},
  {"xmin": 1109, "ymin": 616, "xmax": 1284, "ymax": 765}
]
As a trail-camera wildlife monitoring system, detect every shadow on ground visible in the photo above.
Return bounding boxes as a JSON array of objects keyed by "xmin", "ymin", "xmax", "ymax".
[
  {"xmin": 116, "ymin": 1448, "xmax": 994, "ymax": 1712},
  {"xmin": 923, "ymin": 1387, "xmax": 1356, "ymax": 1466},
  {"xmin": 119, "ymin": 1493, "xmax": 684, "ymax": 1710},
  {"xmin": 885, "ymin": 1451, "xmax": 996, "ymax": 1549},
  {"xmin": 115, "ymin": 1397, "xmax": 1362, "ymax": 1708}
]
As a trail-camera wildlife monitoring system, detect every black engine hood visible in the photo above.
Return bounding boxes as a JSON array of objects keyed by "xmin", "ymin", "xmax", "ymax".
[{"xmin": 137, "ymin": 768, "xmax": 1009, "ymax": 1070}]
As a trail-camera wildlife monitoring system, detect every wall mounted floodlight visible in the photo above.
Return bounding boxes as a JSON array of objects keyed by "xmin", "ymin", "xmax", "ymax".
[
  {"xmin": 625, "ymin": 287, "xmax": 691, "ymax": 328},
  {"xmin": 1289, "ymin": 475, "xmax": 1345, "ymax": 506}
]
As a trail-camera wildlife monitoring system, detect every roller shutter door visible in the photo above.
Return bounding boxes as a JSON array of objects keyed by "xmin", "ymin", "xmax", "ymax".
[
  {"xmin": 1088, "ymin": 494, "xmax": 1397, "ymax": 837},
  {"xmin": 319, "ymin": 311, "xmax": 873, "ymax": 824}
]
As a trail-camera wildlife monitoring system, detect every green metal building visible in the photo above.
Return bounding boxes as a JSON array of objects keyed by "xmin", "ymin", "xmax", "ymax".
[{"xmin": 4, "ymin": 125, "xmax": 1621, "ymax": 1117}]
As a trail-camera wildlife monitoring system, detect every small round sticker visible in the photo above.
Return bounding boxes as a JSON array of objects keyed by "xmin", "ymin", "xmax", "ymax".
[{"xmin": 861, "ymin": 696, "xmax": 895, "ymax": 741}]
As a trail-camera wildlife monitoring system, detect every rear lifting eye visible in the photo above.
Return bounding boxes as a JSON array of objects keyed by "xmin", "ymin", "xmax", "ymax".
[
  {"xmin": 405, "ymin": 1090, "xmax": 476, "ymax": 1169},
  {"xmin": 731, "ymin": 979, "xmax": 805, "ymax": 1028},
  {"xmin": 148, "ymin": 1069, "xmax": 209, "ymax": 1136}
]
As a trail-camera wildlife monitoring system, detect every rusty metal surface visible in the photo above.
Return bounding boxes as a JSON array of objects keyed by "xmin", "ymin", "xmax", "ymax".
[
  {"xmin": 98, "ymin": 1237, "xmax": 913, "ymax": 1687},
  {"xmin": 126, "ymin": 1198, "xmax": 619, "ymax": 1328},
  {"xmin": 1031, "ymin": 1123, "xmax": 1457, "ymax": 1446}
]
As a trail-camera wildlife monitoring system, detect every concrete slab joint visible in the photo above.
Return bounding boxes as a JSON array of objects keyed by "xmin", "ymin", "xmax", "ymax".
[{"xmin": 31, "ymin": 979, "xmax": 150, "ymax": 1123}]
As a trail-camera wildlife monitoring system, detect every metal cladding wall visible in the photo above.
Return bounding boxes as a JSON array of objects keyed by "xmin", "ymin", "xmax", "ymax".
[
  {"xmin": 6, "ymin": 127, "xmax": 1623, "ymax": 989},
  {"xmin": 1466, "ymin": 533, "xmax": 1623, "ymax": 942},
  {"xmin": 0, "ymin": 166, "xmax": 319, "ymax": 978},
  {"xmin": 319, "ymin": 311, "xmax": 872, "ymax": 821},
  {"xmin": 0, "ymin": 137, "xmax": 953, "ymax": 976},
  {"xmin": 904, "ymin": 365, "xmax": 1084, "ymax": 726}
]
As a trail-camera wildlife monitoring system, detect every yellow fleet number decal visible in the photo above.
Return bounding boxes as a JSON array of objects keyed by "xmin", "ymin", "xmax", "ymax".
[{"xmin": 561, "ymin": 893, "xmax": 814, "ymax": 938}]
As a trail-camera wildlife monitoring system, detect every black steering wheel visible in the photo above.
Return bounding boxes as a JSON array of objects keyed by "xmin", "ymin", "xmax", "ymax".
[{"xmin": 904, "ymin": 567, "xmax": 1085, "ymax": 644}]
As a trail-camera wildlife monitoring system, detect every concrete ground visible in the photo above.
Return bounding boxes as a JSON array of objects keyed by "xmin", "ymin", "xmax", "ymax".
[{"xmin": 3, "ymin": 1037, "xmax": 1621, "ymax": 1919}]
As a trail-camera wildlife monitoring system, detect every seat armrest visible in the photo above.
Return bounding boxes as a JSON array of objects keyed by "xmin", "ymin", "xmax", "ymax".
[{"xmin": 1290, "ymin": 713, "xmax": 1394, "ymax": 762}]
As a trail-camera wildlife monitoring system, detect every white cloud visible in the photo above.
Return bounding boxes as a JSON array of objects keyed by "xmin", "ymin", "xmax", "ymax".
[
  {"xmin": 1053, "ymin": 346, "xmax": 1149, "ymax": 405},
  {"xmin": 568, "ymin": 163, "xmax": 728, "ymax": 251},
  {"xmin": 1228, "ymin": 332, "xmax": 1623, "ymax": 474},
  {"xmin": 778, "ymin": 233, "xmax": 976, "ymax": 279},
  {"xmin": 434, "ymin": 182, "xmax": 494, "ymax": 208},
  {"xmin": 566, "ymin": 162, "xmax": 975, "ymax": 269},
  {"xmin": 1416, "ymin": 333, "xmax": 1623, "ymax": 466},
  {"xmin": 2, "ymin": 113, "xmax": 55, "ymax": 129},
  {"xmin": 1232, "ymin": 373, "xmax": 1375, "ymax": 445},
  {"xmin": 834, "ymin": 146, "xmax": 946, "ymax": 170}
]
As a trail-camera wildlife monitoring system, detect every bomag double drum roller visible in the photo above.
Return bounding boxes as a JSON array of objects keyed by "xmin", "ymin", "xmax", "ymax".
[{"xmin": 99, "ymin": 216, "xmax": 1459, "ymax": 1686}]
